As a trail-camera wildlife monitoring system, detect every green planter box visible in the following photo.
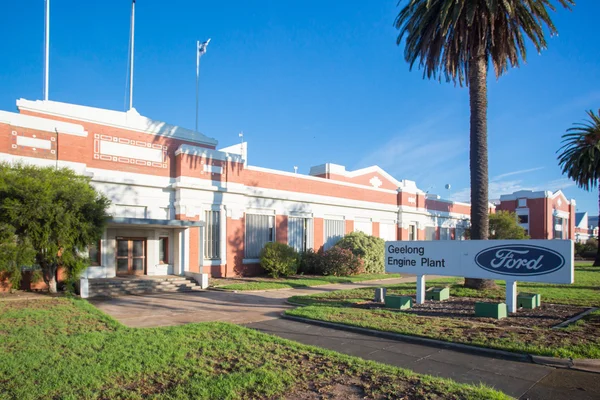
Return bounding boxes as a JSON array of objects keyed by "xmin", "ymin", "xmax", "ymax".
[
  {"xmin": 518, "ymin": 293, "xmax": 541, "ymax": 309},
  {"xmin": 426, "ymin": 287, "xmax": 449, "ymax": 301},
  {"xmin": 385, "ymin": 295, "xmax": 412, "ymax": 310},
  {"xmin": 475, "ymin": 302, "xmax": 507, "ymax": 319}
]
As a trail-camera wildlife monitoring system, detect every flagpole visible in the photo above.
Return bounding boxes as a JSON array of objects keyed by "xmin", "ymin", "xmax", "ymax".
[
  {"xmin": 129, "ymin": 0, "xmax": 136, "ymax": 110},
  {"xmin": 195, "ymin": 40, "xmax": 200, "ymax": 132},
  {"xmin": 44, "ymin": 0, "xmax": 50, "ymax": 101}
]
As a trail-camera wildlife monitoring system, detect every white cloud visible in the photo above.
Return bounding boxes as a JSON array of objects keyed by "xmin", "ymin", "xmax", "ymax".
[
  {"xmin": 491, "ymin": 167, "xmax": 544, "ymax": 181},
  {"xmin": 354, "ymin": 113, "xmax": 467, "ymax": 183}
]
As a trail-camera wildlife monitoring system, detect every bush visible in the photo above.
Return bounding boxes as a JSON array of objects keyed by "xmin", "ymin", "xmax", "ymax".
[
  {"xmin": 259, "ymin": 242, "xmax": 299, "ymax": 278},
  {"xmin": 298, "ymin": 248, "xmax": 325, "ymax": 275},
  {"xmin": 321, "ymin": 247, "xmax": 364, "ymax": 276},
  {"xmin": 334, "ymin": 231, "xmax": 385, "ymax": 274}
]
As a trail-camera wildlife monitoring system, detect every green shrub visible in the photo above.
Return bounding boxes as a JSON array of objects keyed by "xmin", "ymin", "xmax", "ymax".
[
  {"xmin": 321, "ymin": 247, "xmax": 364, "ymax": 276},
  {"xmin": 335, "ymin": 231, "xmax": 385, "ymax": 274},
  {"xmin": 298, "ymin": 248, "xmax": 324, "ymax": 275},
  {"xmin": 575, "ymin": 242, "xmax": 585, "ymax": 257},
  {"xmin": 259, "ymin": 242, "xmax": 299, "ymax": 278}
]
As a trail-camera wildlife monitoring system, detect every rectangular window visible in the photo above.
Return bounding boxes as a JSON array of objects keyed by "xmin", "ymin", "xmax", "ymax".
[
  {"xmin": 408, "ymin": 224, "xmax": 417, "ymax": 241},
  {"xmin": 158, "ymin": 237, "xmax": 169, "ymax": 264},
  {"xmin": 288, "ymin": 217, "xmax": 313, "ymax": 253},
  {"xmin": 425, "ymin": 226, "xmax": 436, "ymax": 241},
  {"xmin": 324, "ymin": 219, "xmax": 345, "ymax": 250},
  {"xmin": 354, "ymin": 218, "xmax": 372, "ymax": 235},
  {"xmin": 205, "ymin": 211, "xmax": 220, "ymax": 260},
  {"xmin": 440, "ymin": 227, "xmax": 450, "ymax": 240},
  {"xmin": 88, "ymin": 241, "xmax": 101, "ymax": 265},
  {"xmin": 518, "ymin": 214, "xmax": 529, "ymax": 224},
  {"xmin": 554, "ymin": 216, "xmax": 564, "ymax": 239},
  {"xmin": 518, "ymin": 198, "xmax": 527, "ymax": 208},
  {"xmin": 379, "ymin": 223, "xmax": 397, "ymax": 241},
  {"xmin": 245, "ymin": 214, "xmax": 274, "ymax": 259}
]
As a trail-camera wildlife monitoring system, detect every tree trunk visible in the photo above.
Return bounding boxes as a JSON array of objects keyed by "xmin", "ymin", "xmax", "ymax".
[
  {"xmin": 43, "ymin": 264, "xmax": 58, "ymax": 294},
  {"xmin": 464, "ymin": 54, "xmax": 495, "ymax": 290},
  {"xmin": 594, "ymin": 184, "xmax": 600, "ymax": 267}
]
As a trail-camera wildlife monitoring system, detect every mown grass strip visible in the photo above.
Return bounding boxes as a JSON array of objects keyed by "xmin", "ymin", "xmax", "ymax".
[{"xmin": 215, "ymin": 273, "xmax": 400, "ymax": 291}]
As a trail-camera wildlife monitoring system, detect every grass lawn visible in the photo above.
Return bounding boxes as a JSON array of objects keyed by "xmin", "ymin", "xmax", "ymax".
[
  {"xmin": 212, "ymin": 273, "xmax": 400, "ymax": 291},
  {"xmin": 287, "ymin": 266, "xmax": 600, "ymax": 359},
  {"xmin": 0, "ymin": 298, "xmax": 508, "ymax": 400}
]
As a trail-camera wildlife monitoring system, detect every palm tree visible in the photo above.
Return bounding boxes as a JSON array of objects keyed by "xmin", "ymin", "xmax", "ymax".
[
  {"xmin": 558, "ymin": 110, "xmax": 600, "ymax": 266},
  {"xmin": 394, "ymin": 0, "xmax": 573, "ymax": 289}
]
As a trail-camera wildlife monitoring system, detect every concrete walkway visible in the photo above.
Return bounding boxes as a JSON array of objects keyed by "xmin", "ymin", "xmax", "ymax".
[{"xmin": 90, "ymin": 276, "xmax": 600, "ymax": 399}]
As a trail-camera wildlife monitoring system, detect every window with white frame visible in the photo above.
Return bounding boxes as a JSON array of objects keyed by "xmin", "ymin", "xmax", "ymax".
[
  {"xmin": 379, "ymin": 222, "xmax": 396, "ymax": 241},
  {"xmin": 425, "ymin": 226, "xmax": 436, "ymax": 241},
  {"xmin": 204, "ymin": 211, "xmax": 220, "ymax": 260},
  {"xmin": 408, "ymin": 224, "xmax": 417, "ymax": 241},
  {"xmin": 518, "ymin": 198, "xmax": 527, "ymax": 208},
  {"xmin": 553, "ymin": 216, "xmax": 564, "ymax": 239},
  {"xmin": 324, "ymin": 219, "xmax": 345, "ymax": 250},
  {"xmin": 288, "ymin": 217, "xmax": 313, "ymax": 253},
  {"xmin": 245, "ymin": 214, "xmax": 274, "ymax": 258},
  {"xmin": 518, "ymin": 214, "xmax": 529, "ymax": 224},
  {"xmin": 354, "ymin": 218, "xmax": 372, "ymax": 235}
]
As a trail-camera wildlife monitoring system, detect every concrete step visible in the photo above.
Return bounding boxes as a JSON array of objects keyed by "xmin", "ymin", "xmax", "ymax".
[{"xmin": 88, "ymin": 276, "xmax": 202, "ymax": 297}]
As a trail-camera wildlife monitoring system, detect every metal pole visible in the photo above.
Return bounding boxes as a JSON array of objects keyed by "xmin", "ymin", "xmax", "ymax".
[
  {"xmin": 195, "ymin": 41, "xmax": 200, "ymax": 132},
  {"xmin": 44, "ymin": 0, "xmax": 50, "ymax": 100},
  {"xmin": 129, "ymin": 0, "xmax": 136, "ymax": 110}
]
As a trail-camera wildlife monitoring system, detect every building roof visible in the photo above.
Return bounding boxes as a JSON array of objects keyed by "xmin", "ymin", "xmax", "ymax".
[
  {"xmin": 575, "ymin": 212, "xmax": 588, "ymax": 228},
  {"xmin": 588, "ymin": 216, "xmax": 599, "ymax": 229}
]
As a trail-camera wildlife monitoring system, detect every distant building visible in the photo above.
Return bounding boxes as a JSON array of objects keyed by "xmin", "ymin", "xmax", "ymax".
[{"xmin": 497, "ymin": 190, "xmax": 576, "ymax": 240}]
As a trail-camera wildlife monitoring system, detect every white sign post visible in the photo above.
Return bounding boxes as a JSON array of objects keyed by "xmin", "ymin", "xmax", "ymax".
[{"xmin": 385, "ymin": 240, "xmax": 574, "ymax": 313}]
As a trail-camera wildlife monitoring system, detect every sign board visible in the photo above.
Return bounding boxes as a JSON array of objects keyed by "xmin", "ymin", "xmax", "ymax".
[{"xmin": 385, "ymin": 240, "xmax": 574, "ymax": 284}]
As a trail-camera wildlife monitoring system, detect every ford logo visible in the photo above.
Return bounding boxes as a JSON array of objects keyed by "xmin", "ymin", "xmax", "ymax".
[{"xmin": 475, "ymin": 245, "xmax": 565, "ymax": 276}]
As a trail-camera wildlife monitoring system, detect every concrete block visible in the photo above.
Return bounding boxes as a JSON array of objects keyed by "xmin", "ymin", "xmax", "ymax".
[
  {"xmin": 374, "ymin": 288, "xmax": 387, "ymax": 303},
  {"xmin": 385, "ymin": 295, "xmax": 412, "ymax": 310},
  {"xmin": 475, "ymin": 302, "xmax": 507, "ymax": 319},
  {"xmin": 426, "ymin": 287, "xmax": 449, "ymax": 301}
]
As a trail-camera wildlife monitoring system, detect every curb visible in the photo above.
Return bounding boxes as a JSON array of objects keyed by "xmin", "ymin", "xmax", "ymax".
[
  {"xmin": 281, "ymin": 313, "xmax": 530, "ymax": 362},
  {"xmin": 281, "ymin": 313, "xmax": 600, "ymax": 373}
]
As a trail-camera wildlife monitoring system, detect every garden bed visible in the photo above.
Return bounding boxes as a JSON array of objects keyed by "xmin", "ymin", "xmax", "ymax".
[{"xmin": 358, "ymin": 297, "xmax": 588, "ymax": 329}]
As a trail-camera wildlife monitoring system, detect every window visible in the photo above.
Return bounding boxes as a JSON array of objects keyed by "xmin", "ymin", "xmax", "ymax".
[
  {"xmin": 158, "ymin": 237, "xmax": 169, "ymax": 264},
  {"xmin": 379, "ymin": 223, "xmax": 397, "ymax": 241},
  {"xmin": 518, "ymin": 198, "xmax": 527, "ymax": 208},
  {"xmin": 324, "ymin": 219, "xmax": 345, "ymax": 250},
  {"xmin": 408, "ymin": 224, "xmax": 417, "ymax": 241},
  {"xmin": 354, "ymin": 218, "xmax": 372, "ymax": 235},
  {"xmin": 245, "ymin": 214, "xmax": 274, "ymax": 258},
  {"xmin": 518, "ymin": 214, "xmax": 529, "ymax": 224},
  {"xmin": 455, "ymin": 227, "xmax": 465, "ymax": 240},
  {"xmin": 88, "ymin": 241, "xmax": 101, "ymax": 265},
  {"xmin": 440, "ymin": 227, "xmax": 450, "ymax": 240},
  {"xmin": 205, "ymin": 211, "xmax": 220, "ymax": 259},
  {"xmin": 554, "ymin": 216, "xmax": 564, "ymax": 239},
  {"xmin": 425, "ymin": 226, "xmax": 436, "ymax": 241},
  {"xmin": 288, "ymin": 217, "xmax": 313, "ymax": 253}
]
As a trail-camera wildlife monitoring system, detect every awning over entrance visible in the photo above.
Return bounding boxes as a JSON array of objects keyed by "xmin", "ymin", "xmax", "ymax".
[{"xmin": 107, "ymin": 217, "xmax": 204, "ymax": 229}]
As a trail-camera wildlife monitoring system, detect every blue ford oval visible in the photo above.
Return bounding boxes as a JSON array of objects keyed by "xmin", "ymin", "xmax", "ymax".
[{"xmin": 475, "ymin": 244, "xmax": 565, "ymax": 276}]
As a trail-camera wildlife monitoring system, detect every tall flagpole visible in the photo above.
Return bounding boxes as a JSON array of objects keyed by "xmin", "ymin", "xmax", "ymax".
[
  {"xmin": 129, "ymin": 0, "xmax": 136, "ymax": 110},
  {"xmin": 195, "ymin": 39, "xmax": 210, "ymax": 132},
  {"xmin": 195, "ymin": 40, "xmax": 200, "ymax": 132},
  {"xmin": 44, "ymin": 0, "xmax": 50, "ymax": 101}
]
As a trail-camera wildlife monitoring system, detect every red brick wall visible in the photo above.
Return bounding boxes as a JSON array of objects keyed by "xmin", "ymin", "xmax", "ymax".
[
  {"xmin": 276, "ymin": 215, "xmax": 288, "ymax": 244},
  {"xmin": 314, "ymin": 218, "xmax": 324, "ymax": 250},
  {"xmin": 372, "ymin": 222, "xmax": 380, "ymax": 238},
  {"xmin": 345, "ymin": 220, "xmax": 354, "ymax": 234}
]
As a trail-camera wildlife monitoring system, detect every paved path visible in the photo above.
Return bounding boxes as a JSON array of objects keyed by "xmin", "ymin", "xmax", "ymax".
[
  {"xmin": 90, "ymin": 276, "xmax": 415, "ymax": 327},
  {"xmin": 91, "ymin": 277, "xmax": 600, "ymax": 399}
]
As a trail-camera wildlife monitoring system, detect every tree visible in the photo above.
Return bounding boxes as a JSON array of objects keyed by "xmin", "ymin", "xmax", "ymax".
[
  {"xmin": 557, "ymin": 110, "xmax": 600, "ymax": 266},
  {"xmin": 394, "ymin": 0, "xmax": 573, "ymax": 288},
  {"xmin": 465, "ymin": 211, "xmax": 529, "ymax": 240},
  {"xmin": 0, "ymin": 164, "xmax": 110, "ymax": 293},
  {"xmin": 0, "ymin": 223, "xmax": 36, "ymax": 290}
]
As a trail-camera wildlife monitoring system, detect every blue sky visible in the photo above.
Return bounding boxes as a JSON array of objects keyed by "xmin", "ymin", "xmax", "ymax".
[{"xmin": 1, "ymin": 1, "xmax": 599, "ymax": 215}]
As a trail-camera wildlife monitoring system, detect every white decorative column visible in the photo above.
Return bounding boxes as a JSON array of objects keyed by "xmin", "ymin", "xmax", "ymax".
[
  {"xmin": 416, "ymin": 275, "xmax": 426, "ymax": 304},
  {"xmin": 506, "ymin": 280, "xmax": 517, "ymax": 313}
]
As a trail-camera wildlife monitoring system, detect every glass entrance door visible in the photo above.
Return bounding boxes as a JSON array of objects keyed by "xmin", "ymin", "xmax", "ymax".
[{"xmin": 116, "ymin": 238, "xmax": 146, "ymax": 276}]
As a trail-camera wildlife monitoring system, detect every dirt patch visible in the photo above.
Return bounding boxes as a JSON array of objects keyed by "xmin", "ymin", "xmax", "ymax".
[{"xmin": 358, "ymin": 297, "xmax": 587, "ymax": 329}]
